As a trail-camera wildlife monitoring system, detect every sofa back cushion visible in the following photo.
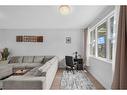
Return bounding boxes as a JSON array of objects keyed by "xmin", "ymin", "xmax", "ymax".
[
  {"xmin": 24, "ymin": 66, "xmax": 45, "ymax": 77},
  {"xmin": 22, "ymin": 56, "xmax": 34, "ymax": 63},
  {"xmin": 42, "ymin": 56, "xmax": 54, "ymax": 63},
  {"xmin": 9, "ymin": 56, "xmax": 55, "ymax": 64},
  {"xmin": 33, "ymin": 56, "xmax": 44, "ymax": 63},
  {"xmin": 38, "ymin": 56, "xmax": 55, "ymax": 73},
  {"xmin": 38, "ymin": 61, "xmax": 50, "ymax": 73},
  {"xmin": 9, "ymin": 56, "xmax": 23, "ymax": 63}
]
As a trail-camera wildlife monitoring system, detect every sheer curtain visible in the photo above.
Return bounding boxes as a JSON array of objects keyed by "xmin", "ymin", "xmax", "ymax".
[
  {"xmin": 112, "ymin": 5, "xmax": 127, "ymax": 89},
  {"xmin": 84, "ymin": 28, "xmax": 89, "ymax": 66}
]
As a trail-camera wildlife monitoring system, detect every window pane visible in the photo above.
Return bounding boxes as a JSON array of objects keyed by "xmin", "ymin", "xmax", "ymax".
[
  {"xmin": 97, "ymin": 22, "xmax": 107, "ymax": 58},
  {"xmin": 109, "ymin": 17, "xmax": 114, "ymax": 60},
  {"xmin": 90, "ymin": 30, "xmax": 95, "ymax": 56}
]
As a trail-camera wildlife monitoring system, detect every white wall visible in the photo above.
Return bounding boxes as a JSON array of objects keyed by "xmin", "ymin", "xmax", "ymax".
[
  {"xmin": 0, "ymin": 29, "xmax": 84, "ymax": 63},
  {"xmin": 87, "ymin": 6, "xmax": 115, "ymax": 89},
  {"xmin": 88, "ymin": 57, "xmax": 112, "ymax": 89}
]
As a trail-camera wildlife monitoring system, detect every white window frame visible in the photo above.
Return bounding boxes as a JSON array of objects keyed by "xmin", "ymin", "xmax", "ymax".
[
  {"xmin": 89, "ymin": 29, "xmax": 96, "ymax": 57},
  {"xmin": 88, "ymin": 11, "xmax": 115, "ymax": 63},
  {"xmin": 97, "ymin": 20, "xmax": 107, "ymax": 59}
]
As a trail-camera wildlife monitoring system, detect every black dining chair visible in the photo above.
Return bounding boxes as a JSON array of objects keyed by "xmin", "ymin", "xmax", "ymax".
[{"xmin": 65, "ymin": 56, "xmax": 77, "ymax": 73}]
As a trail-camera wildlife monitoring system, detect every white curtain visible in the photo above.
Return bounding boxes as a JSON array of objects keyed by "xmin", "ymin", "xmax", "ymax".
[{"xmin": 84, "ymin": 28, "xmax": 90, "ymax": 66}]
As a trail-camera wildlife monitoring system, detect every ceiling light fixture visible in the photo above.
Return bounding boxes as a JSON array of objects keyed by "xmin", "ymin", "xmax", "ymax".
[{"xmin": 59, "ymin": 5, "xmax": 71, "ymax": 15}]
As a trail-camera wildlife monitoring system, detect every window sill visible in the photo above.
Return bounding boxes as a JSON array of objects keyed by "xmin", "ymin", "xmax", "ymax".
[{"xmin": 89, "ymin": 56, "xmax": 112, "ymax": 64}]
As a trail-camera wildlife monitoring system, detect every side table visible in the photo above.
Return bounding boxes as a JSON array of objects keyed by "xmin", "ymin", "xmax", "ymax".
[{"xmin": 74, "ymin": 58, "xmax": 83, "ymax": 70}]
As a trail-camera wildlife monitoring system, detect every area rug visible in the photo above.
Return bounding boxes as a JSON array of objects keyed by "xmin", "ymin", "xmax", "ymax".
[{"xmin": 60, "ymin": 71, "xmax": 95, "ymax": 90}]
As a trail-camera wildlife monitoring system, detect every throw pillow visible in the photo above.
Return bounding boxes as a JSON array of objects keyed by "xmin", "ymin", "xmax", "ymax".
[
  {"xmin": 9, "ymin": 57, "xmax": 17, "ymax": 63},
  {"xmin": 9, "ymin": 56, "xmax": 23, "ymax": 63},
  {"xmin": 33, "ymin": 69, "xmax": 43, "ymax": 76},
  {"xmin": 29, "ymin": 66, "xmax": 46, "ymax": 77}
]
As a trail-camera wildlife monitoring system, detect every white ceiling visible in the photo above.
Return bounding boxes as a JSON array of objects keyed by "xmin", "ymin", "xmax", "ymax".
[{"xmin": 0, "ymin": 6, "xmax": 112, "ymax": 29}]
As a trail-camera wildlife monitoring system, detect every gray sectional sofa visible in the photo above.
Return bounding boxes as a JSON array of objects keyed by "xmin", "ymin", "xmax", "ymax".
[
  {"xmin": 0, "ymin": 56, "xmax": 59, "ymax": 90},
  {"xmin": 0, "ymin": 64, "xmax": 13, "ymax": 80}
]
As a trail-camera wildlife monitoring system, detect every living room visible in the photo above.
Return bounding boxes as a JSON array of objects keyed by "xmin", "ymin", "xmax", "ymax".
[{"xmin": 0, "ymin": 3, "xmax": 126, "ymax": 91}]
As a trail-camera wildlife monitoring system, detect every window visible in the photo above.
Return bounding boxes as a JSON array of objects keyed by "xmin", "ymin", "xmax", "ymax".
[
  {"xmin": 90, "ymin": 30, "xmax": 96, "ymax": 56},
  {"xmin": 88, "ymin": 12, "xmax": 115, "ymax": 62},
  {"xmin": 109, "ymin": 16, "xmax": 114, "ymax": 60},
  {"xmin": 97, "ymin": 22, "xmax": 107, "ymax": 58}
]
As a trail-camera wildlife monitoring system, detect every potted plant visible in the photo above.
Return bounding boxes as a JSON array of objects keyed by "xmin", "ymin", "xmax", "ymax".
[{"xmin": 1, "ymin": 48, "xmax": 10, "ymax": 61}]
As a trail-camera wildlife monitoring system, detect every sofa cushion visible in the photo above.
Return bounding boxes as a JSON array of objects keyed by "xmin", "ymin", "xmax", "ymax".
[
  {"xmin": 33, "ymin": 70, "xmax": 43, "ymax": 76},
  {"xmin": 42, "ymin": 56, "xmax": 54, "ymax": 63},
  {"xmin": 33, "ymin": 56, "xmax": 44, "ymax": 63},
  {"xmin": 12, "ymin": 63, "xmax": 27, "ymax": 69},
  {"xmin": 9, "ymin": 56, "xmax": 23, "ymax": 63},
  {"xmin": 0, "ymin": 65, "xmax": 13, "ymax": 79},
  {"xmin": 3, "ymin": 76, "xmax": 46, "ymax": 90},
  {"xmin": 25, "ymin": 63, "xmax": 42, "ymax": 68},
  {"xmin": 38, "ymin": 56, "xmax": 58, "ymax": 73},
  {"xmin": 12, "ymin": 63, "xmax": 42, "ymax": 69},
  {"xmin": 32, "ymin": 70, "xmax": 46, "ymax": 77},
  {"xmin": 15, "ymin": 56, "xmax": 23, "ymax": 63},
  {"xmin": 22, "ymin": 56, "xmax": 34, "ymax": 63},
  {"xmin": 48, "ymin": 56, "xmax": 58, "ymax": 65},
  {"xmin": 24, "ymin": 66, "xmax": 46, "ymax": 77},
  {"xmin": 38, "ymin": 60, "xmax": 52, "ymax": 73}
]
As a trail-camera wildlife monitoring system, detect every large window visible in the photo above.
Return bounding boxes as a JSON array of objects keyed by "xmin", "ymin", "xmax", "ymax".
[
  {"xmin": 109, "ymin": 16, "xmax": 114, "ymax": 60},
  {"xmin": 90, "ymin": 30, "xmax": 96, "ymax": 56},
  {"xmin": 88, "ymin": 12, "xmax": 115, "ymax": 62},
  {"xmin": 97, "ymin": 22, "xmax": 107, "ymax": 58}
]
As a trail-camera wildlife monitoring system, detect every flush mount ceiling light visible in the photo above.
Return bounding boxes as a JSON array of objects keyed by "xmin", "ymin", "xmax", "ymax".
[{"xmin": 59, "ymin": 5, "xmax": 71, "ymax": 15}]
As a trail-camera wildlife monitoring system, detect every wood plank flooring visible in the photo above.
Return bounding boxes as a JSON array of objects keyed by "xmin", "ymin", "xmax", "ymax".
[
  {"xmin": 84, "ymin": 70, "xmax": 105, "ymax": 89},
  {"xmin": 51, "ymin": 69, "xmax": 105, "ymax": 90}
]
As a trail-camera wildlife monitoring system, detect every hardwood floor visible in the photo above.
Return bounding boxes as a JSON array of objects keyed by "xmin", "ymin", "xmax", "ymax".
[
  {"xmin": 84, "ymin": 70, "xmax": 105, "ymax": 89},
  {"xmin": 51, "ymin": 69, "xmax": 105, "ymax": 90},
  {"xmin": 51, "ymin": 69, "xmax": 63, "ymax": 89}
]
